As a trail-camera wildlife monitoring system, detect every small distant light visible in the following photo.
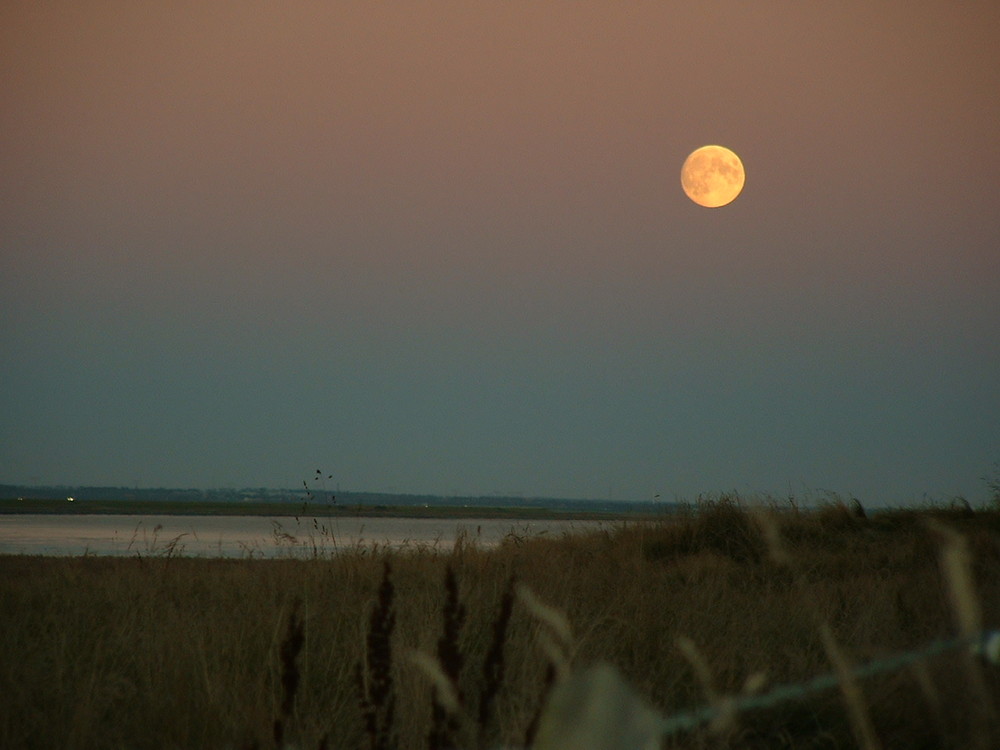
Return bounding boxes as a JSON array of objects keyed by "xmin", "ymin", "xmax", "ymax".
[{"xmin": 67, "ymin": 496, "xmax": 75, "ymax": 502}]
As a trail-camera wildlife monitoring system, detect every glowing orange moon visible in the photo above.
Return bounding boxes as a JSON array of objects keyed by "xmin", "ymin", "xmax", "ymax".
[{"xmin": 681, "ymin": 145, "xmax": 745, "ymax": 208}]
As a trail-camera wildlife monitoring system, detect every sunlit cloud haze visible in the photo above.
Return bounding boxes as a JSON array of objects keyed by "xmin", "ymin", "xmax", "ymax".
[{"xmin": 2, "ymin": 2, "xmax": 998, "ymax": 503}]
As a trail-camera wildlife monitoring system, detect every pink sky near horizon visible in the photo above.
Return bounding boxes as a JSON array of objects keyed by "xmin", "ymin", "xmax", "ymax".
[{"xmin": 2, "ymin": 2, "xmax": 998, "ymax": 501}]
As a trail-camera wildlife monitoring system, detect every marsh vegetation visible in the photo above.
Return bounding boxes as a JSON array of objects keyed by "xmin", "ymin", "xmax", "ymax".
[{"xmin": 2, "ymin": 499, "xmax": 999, "ymax": 748}]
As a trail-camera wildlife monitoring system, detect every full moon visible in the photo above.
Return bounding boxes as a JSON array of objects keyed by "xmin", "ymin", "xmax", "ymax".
[{"xmin": 681, "ymin": 145, "xmax": 745, "ymax": 208}]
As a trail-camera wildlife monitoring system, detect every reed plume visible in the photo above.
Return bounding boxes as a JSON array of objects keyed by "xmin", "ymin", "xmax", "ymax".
[
  {"xmin": 273, "ymin": 600, "xmax": 305, "ymax": 749},
  {"xmin": 428, "ymin": 565, "xmax": 466, "ymax": 750},
  {"xmin": 356, "ymin": 560, "xmax": 396, "ymax": 750},
  {"xmin": 476, "ymin": 574, "xmax": 515, "ymax": 744}
]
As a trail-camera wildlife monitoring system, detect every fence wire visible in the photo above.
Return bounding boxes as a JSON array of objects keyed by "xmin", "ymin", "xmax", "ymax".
[
  {"xmin": 522, "ymin": 631, "xmax": 1000, "ymax": 750},
  {"xmin": 657, "ymin": 630, "xmax": 1000, "ymax": 736}
]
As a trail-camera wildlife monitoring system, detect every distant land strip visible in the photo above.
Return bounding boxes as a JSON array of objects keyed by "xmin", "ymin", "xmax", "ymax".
[
  {"xmin": 0, "ymin": 498, "xmax": 652, "ymax": 520},
  {"xmin": 0, "ymin": 486, "xmax": 671, "ymax": 520}
]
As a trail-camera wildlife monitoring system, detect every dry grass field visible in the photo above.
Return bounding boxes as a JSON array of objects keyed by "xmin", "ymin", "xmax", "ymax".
[{"xmin": 2, "ymin": 498, "xmax": 1000, "ymax": 749}]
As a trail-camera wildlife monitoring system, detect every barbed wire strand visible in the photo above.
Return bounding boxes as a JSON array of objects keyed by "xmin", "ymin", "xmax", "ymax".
[{"xmin": 658, "ymin": 631, "xmax": 999, "ymax": 736}]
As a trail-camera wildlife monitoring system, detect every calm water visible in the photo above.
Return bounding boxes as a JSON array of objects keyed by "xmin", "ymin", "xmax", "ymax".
[{"xmin": 0, "ymin": 514, "xmax": 610, "ymax": 557}]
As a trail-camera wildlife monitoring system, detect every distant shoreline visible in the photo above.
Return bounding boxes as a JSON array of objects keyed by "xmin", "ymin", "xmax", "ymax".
[{"xmin": 0, "ymin": 498, "xmax": 650, "ymax": 521}]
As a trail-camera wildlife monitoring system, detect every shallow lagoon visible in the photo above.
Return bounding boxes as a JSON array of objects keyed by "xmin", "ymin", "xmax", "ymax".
[{"xmin": 0, "ymin": 514, "xmax": 608, "ymax": 557}]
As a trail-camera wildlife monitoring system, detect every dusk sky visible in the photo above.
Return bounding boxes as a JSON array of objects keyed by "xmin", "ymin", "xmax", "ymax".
[{"xmin": 3, "ymin": 2, "xmax": 998, "ymax": 504}]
